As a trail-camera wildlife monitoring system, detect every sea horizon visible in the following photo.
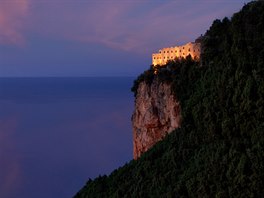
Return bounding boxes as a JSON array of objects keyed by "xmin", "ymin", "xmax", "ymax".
[{"xmin": 0, "ymin": 77, "xmax": 134, "ymax": 198}]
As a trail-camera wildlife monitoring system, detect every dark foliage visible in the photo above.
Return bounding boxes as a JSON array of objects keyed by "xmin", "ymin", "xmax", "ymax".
[
  {"xmin": 131, "ymin": 66, "xmax": 155, "ymax": 97},
  {"xmin": 74, "ymin": 1, "xmax": 264, "ymax": 197}
]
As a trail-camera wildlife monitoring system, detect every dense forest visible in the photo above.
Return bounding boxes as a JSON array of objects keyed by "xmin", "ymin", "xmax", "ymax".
[{"xmin": 74, "ymin": 1, "xmax": 264, "ymax": 197}]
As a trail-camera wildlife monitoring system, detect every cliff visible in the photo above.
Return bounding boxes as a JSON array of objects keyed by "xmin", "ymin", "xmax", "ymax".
[
  {"xmin": 132, "ymin": 79, "xmax": 181, "ymax": 159},
  {"xmin": 74, "ymin": 2, "xmax": 264, "ymax": 197}
]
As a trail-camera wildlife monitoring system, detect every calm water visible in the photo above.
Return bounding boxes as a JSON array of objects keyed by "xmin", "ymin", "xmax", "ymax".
[{"xmin": 0, "ymin": 77, "xmax": 134, "ymax": 198}]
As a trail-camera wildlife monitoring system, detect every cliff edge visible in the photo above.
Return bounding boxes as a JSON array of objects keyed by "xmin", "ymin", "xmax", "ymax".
[
  {"xmin": 132, "ymin": 78, "xmax": 181, "ymax": 159},
  {"xmin": 74, "ymin": 2, "xmax": 264, "ymax": 197}
]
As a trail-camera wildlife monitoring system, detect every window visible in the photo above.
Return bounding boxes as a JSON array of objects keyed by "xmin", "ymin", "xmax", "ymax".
[
  {"xmin": 194, "ymin": 50, "xmax": 195, "ymax": 52},
  {"xmin": 175, "ymin": 51, "xmax": 177, "ymax": 53},
  {"xmin": 167, "ymin": 57, "xmax": 169, "ymax": 59},
  {"xmin": 183, "ymin": 53, "xmax": 185, "ymax": 55},
  {"xmin": 171, "ymin": 51, "xmax": 173, "ymax": 53},
  {"xmin": 171, "ymin": 56, "xmax": 173, "ymax": 58},
  {"xmin": 154, "ymin": 57, "xmax": 156, "ymax": 59},
  {"xmin": 167, "ymin": 51, "xmax": 169, "ymax": 53},
  {"xmin": 183, "ymin": 47, "xmax": 185, "ymax": 49},
  {"xmin": 188, "ymin": 48, "xmax": 190, "ymax": 52},
  {"xmin": 180, "ymin": 50, "xmax": 181, "ymax": 52}
]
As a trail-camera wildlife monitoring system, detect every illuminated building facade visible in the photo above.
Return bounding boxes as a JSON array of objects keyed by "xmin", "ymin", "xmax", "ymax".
[{"xmin": 152, "ymin": 41, "xmax": 201, "ymax": 66}]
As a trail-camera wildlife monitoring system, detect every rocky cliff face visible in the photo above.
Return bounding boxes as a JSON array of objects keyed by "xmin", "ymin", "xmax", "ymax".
[{"xmin": 132, "ymin": 78, "xmax": 181, "ymax": 159}]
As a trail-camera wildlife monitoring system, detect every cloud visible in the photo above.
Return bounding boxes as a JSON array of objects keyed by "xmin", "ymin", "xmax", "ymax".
[
  {"xmin": 1, "ymin": 0, "xmax": 250, "ymax": 51},
  {"xmin": 0, "ymin": 0, "xmax": 30, "ymax": 45},
  {"xmin": 30, "ymin": 0, "xmax": 142, "ymax": 51},
  {"xmin": 30, "ymin": 0, "xmax": 249, "ymax": 54}
]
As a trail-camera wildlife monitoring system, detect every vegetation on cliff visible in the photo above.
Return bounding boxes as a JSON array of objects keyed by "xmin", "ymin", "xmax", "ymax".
[{"xmin": 74, "ymin": 1, "xmax": 264, "ymax": 197}]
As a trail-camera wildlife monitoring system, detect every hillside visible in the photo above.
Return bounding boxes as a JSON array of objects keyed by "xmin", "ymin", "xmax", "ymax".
[{"xmin": 74, "ymin": 1, "xmax": 264, "ymax": 197}]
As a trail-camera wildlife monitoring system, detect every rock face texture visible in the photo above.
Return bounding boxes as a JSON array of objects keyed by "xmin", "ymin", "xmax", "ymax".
[{"xmin": 132, "ymin": 79, "xmax": 181, "ymax": 159}]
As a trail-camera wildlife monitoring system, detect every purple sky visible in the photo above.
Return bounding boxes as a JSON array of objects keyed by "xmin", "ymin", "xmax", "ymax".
[{"xmin": 0, "ymin": 0, "xmax": 251, "ymax": 76}]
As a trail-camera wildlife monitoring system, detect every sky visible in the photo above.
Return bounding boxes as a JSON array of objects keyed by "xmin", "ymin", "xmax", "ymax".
[{"xmin": 0, "ymin": 0, "xmax": 252, "ymax": 77}]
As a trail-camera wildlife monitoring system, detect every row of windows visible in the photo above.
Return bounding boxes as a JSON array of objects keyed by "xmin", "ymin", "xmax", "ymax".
[
  {"xmin": 154, "ymin": 56, "xmax": 184, "ymax": 60},
  {"xmin": 161, "ymin": 50, "xmax": 182, "ymax": 53},
  {"xmin": 153, "ymin": 53, "xmax": 194, "ymax": 59},
  {"xmin": 159, "ymin": 49, "xmax": 199, "ymax": 54}
]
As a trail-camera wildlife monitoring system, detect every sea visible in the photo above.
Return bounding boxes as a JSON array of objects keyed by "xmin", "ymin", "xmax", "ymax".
[{"xmin": 0, "ymin": 77, "xmax": 134, "ymax": 198}]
